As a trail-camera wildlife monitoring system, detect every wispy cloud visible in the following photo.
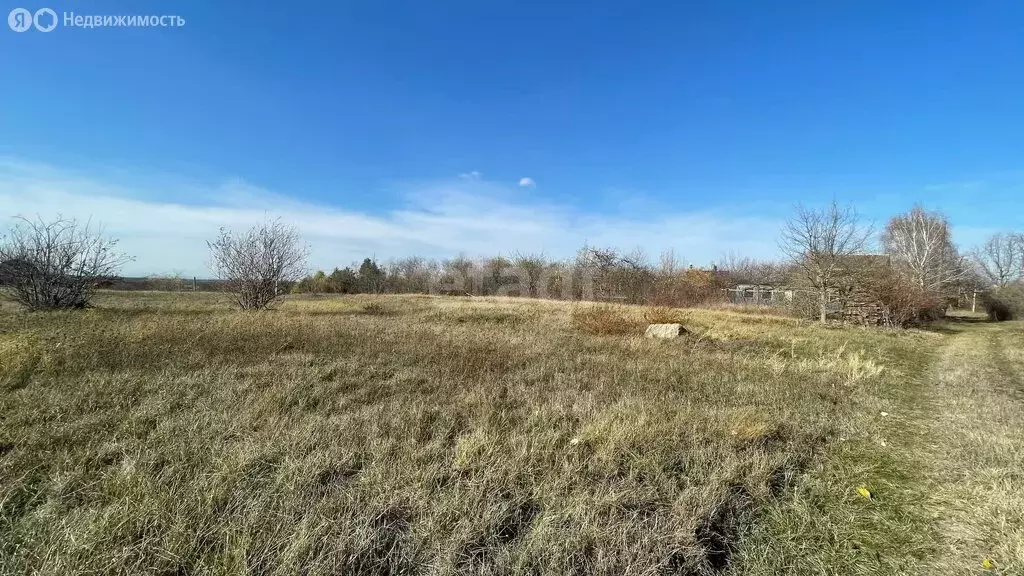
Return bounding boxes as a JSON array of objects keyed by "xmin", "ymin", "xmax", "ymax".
[
  {"xmin": 518, "ymin": 177, "xmax": 536, "ymax": 188},
  {"xmin": 0, "ymin": 158, "xmax": 785, "ymax": 276}
]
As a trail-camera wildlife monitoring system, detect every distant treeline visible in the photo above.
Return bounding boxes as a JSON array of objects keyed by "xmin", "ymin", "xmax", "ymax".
[
  {"xmin": 291, "ymin": 248, "xmax": 777, "ymax": 307},
  {"xmin": 98, "ymin": 276, "xmax": 229, "ymax": 292},
  {"xmin": 5, "ymin": 204, "xmax": 1022, "ymax": 323}
]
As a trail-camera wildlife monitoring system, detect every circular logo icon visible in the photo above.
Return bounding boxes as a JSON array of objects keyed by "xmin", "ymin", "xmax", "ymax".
[
  {"xmin": 33, "ymin": 8, "xmax": 57, "ymax": 32},
  {"xmin": 8, "ymin": 8, "xmax": 32, "ymax": 32}
]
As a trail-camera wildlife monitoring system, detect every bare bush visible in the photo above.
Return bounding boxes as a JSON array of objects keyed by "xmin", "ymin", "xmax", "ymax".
[
  {"xmin": 780, "ymin": 201, "xmax": 873, "ymax": 323},
  {"xmin": 650, "ymin": 267, "xmax": 728, "ymax": 308},
  {"xmin": 575, "ymin": 246, "xmax": 654, "ymax": 304},
  {"xmin": 0, "ymin": 215, "xmax": 130, "ymax": 310},
  {"xmin": 208, "ymin": 219, "xmax": 309, "ymax": 310},
  {"xmin": 861, "ymin": 265, "xmax": 946, "ymax": 327}
]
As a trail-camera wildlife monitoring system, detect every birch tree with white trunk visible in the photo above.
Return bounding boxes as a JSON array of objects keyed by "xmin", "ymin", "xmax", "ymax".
[{"xmin": 881, "ymin": 205, "xmax": 967, "ymax": 295}]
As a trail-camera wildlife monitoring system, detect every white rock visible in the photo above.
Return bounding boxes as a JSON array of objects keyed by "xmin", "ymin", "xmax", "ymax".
[{"xmin": 644, "ymin": 323, "xmax": 687, "ymax": 339}]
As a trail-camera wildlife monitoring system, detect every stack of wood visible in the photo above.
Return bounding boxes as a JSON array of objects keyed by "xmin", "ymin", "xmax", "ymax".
[{"xmin": 841, "ymin": 294, "xmax": 887, "ymax": 326}]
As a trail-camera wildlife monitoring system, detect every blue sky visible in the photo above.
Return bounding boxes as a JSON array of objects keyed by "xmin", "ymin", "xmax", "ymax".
[{"xmin": 1, "ymin": 0, "xmax": 1022, "ymax": 276}]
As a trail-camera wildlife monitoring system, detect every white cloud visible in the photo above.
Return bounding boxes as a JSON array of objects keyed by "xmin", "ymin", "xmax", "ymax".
[
  {"xmin": 0, "ymin": 158, "xmax": 785, "ymax": 277},
  {"xmin": 519, "ymin": 177, "xmax": 536, "ymax": 188}
]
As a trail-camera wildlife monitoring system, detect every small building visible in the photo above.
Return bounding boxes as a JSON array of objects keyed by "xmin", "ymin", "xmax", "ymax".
[{"xmin": 725, "ymin": 284, "xmax": 794, "ymax": 306}]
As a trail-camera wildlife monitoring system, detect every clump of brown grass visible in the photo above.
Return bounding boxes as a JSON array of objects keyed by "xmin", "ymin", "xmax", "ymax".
[
  {"xmin": 570, "ymin": 304, "xmax": 641, "ymax": 335},
  {"xmin": 643, "ymin": 305, "xmax": 688, "ymax": 325},
  {"xmin": 360, "ymin": 302, "xmax": 394, "ymax": 315}
]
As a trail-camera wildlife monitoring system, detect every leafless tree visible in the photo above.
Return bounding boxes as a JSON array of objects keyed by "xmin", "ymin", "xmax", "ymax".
[
  {"xmin": 207, "ymin": 219, "xmax": 309, "ymax": 310},
  {"xmin": 436, "ymin": 255, "xmax": 475, "ymax": 295},
  {"xmin": 658, "ymin": 249, "xmax": 681, "ymax": 276},
  {"xmin": 0, "ymin": 215, "xmax": 131, "ymax": 310},
  {"xmin": 575, "ymin": 246, "xmax": 653, "ymax": 304},
  {"xmin": 513, "ymin": 252, "xmax": 548, "ymax": 297},
  {"xmin": 780, "ymin": 201, "xmax": 873, "ymax": 323},
  {"xmin": 391, "ymin": 256, "xmax": 432, "ymax": 293},
  {"xmin": 972, "ymin": 232, "xmax": 1024, "ymax": 288},
  {"xmin": 717, "ymin": 252, "xmax": 784, "ymax": 286},
  {"xmin": 881, "ymin": 205, "xmax": 968, "ymax": 294},
  {"xmin": 542, "ymin": 259, "xmax": 576, "ymax": 300},
  {"xmin": 480, "ymin": 255, "xmax": 512, "ymax": 296}
]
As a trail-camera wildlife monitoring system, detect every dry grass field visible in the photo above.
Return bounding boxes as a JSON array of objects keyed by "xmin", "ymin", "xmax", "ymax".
[{"xmin": 0, "ymin": 292, "xmax": 1021, "ymax": 575}]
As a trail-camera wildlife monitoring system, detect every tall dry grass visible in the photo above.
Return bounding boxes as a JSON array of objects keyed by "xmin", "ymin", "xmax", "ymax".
[{"xmin": 0, "ymin": 291, "xmax": 942, "ymax": 575}]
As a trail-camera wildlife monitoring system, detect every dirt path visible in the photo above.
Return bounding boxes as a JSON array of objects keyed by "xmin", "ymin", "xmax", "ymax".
[
  {"xmin": 732, "ymin": 319, "xmax": 1023, "ymax": 576},
  {"xmin": 916, "ymin": 321, "xmax": 1024, "ymax": 574}
]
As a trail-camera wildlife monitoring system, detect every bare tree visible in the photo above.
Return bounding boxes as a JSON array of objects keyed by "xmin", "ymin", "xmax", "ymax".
[
  {"xmin": 0, "ymin": 215, "xmax": 131, "ymax": 310},
  {"xmin": 881, "ymin": 205, "xmax": 968, "ymax": 294},
  {"xmin": 513, "ymin": 252, "xmax": 547, "ymax": 298},
  {"xmin": 972, "ymin": 232, "xmax": 1024, "ymax": 288},
  {"xmin": 482, "ymin": 255, "xmax": 512, "ymax": 296},
  {"xmin": 717, "ymin": 252, "xmax": 783, "ymax": 285},
  {"xmin": 208, "ymin": 219, "xmax": 309, "ymax": 310},
  {"xmin": 575, "ymin": 246, "xmax": 653, "ymax": 304},
  {"xmin": 780, "ymin": 201, "xmax": 873, "ymax": 323},
  {"xmin": 392, "ymin": 256, "xmax": 431, "ymax": 293},
  {"xmin": 658, "ymin": 249, "xmax": 681, "ymax": 276},
  {"xmin": 437, "ymin": 255, "xmax": 475, "ymax": 295}
]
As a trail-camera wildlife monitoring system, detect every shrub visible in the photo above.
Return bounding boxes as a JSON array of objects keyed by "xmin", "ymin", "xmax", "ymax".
[
  {"xmin": 875, "ymin": 283, "xmax": 944, "ymax": 327},
  {"xmin": 984, "ymin": 284, "xmax": 1024, "ymax": 321},
  {"xmin": 207, "ymin": 219, "xmax": 309, "ymax": 310},
  {"xmin": 858, "ymin": 266, "xmax": 946, "ymax": 327},
  {"xmin": 570, "ymin": 304, "xmax": 641, "ymax": 335},
  {"xmin": 649, "ymin": 268, "xmax": 728, "ymax": 308},
  {"xmin": 788, "ymin": 291, "xmax": 821, "ymax": 320},
  {"xmin": 0, "ymin": 216, "xmax": 130, "ymax": 310}
]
